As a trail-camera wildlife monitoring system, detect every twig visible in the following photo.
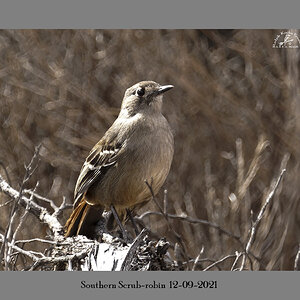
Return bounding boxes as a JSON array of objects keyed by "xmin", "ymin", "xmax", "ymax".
[
  {"xmin": 24, "ymin": 189, "xmax": 58, "ymax": 211},
  {"xmin": 0, "ymin": 199, "xmax": 14, "ymax": 208},
  {"xmin": 230, "ymin": 251, "xmax": 243, "ymax": 271},
  {"xmin": 15, "ymin": 238, "xmax": 60, "ymax": 245},
  {"xmin": 137, "ymin": 209, "xmax": 266, "ymax": 265},
  {"xmin": 23, "ymin": 190, "xmax": 72, "ymax": 217},
  {"xmin": 192, "ymin": 246, "xmax": 204, "ymax": 271},
  {"xmin": 121, "ymin": 228, "xmax": 149, "ymax": 271},
  {"xmin": 0, "ymin": 233, "xmax": 42, "ymax": 262},
  {"xmin": 0, "ymin": 174, "xmax": 64, "ymax": 238},
  {"xmin": 203, "ymin": 254, "xmax": 237, "ymax": 271},
  {"xmin": 145, "ymin": 180, "xmax": 169, "ymax": 224},
  {"xmin": 137, "ymin": 211, "xmax": 241, "ymax": 243},
  {"xmin": 0, "ymin": 233, "xmax": 90, "ymax": 271},
  {"xmin": 239, "ymin": 168, "xmax": 286, "ymax": 271},
  {"xmin": 53, "ymin": 196, "xmax": 73, "ymax": 217},
  {"xmin": 1, "ymin": 145, "xmax": 41, "ymax": 269},
  {"xmin": 163, "ymin": 189, "xmax": 168, "ymax": 220},
  {"xmin": 236, "ymin": 138, "xmax": 245, "ymax": 190},
  {"xmin": 294, "ymin": 244, "xmax": 300, "ymax": 271},
  {"xmin": 184, "ymin": 258, "xmax": 216, "ymax": 264},
  {"xmin": 0, "ymin": 161, "xmax": 12, "ymax": 186},
  {"xmin": 5, "ymin": 183, "xmax": 37, "ymax": 269},
  {"xmin": 144, "ymin": 180, "xmax": 190, "ymax": 268},
  {"xmin": 237, "ymin": 135, "xmax": 269, "ymax": 200},
  {"xmin": 29, "ymin": 249, "xmax": 90, "ymax": 271}
]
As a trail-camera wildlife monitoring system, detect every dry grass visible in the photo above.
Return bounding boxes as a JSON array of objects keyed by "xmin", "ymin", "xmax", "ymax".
[{"xmin": 0, "ymin": 29, "xmax": 299, "ymax": 270}]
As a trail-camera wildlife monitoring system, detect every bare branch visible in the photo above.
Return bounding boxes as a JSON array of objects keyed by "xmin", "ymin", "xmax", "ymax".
[
  {"xmin": 15, "ymin": 238, "xmax": 60, "ymax": 245},
  {"xmin": 0, "ymin": 161, "xmax": 12, "ymax": 186},
  {"xmin": 121, "ymin": 228, "xmax": 149, "ymax": 271},
  {"xmin": 1, "ymin": 145, "xmax": 42, "ymax": 268},
  {"xmin": 24, "ymin": 189, "xmax": 59, "ymax": 211},
  {"xmin": 0, "ymin": 174, "xmax": 64, "ymax": 239},
  {"xmin": 239, "ymin": 167, "xmax": 286, "ymax": 271},
  {"xmin": 53, "ymin": 197, "xmax": 73, "ymax": 217},
  {"xmin": 294, "ymin": 244, "xmax": 300, "ymax": 271},
  {"xmin": 203, "ymin": 254, "xmax": 237, "ymax": 271},
  {"xmin": 0, "ymin": 233, "xmax": 91, "ymax": 271},
  {"xmin": 137, "ymin": 211, "xmax": 241, "ymax": 243},
  {"xmin": 144, "ymin": 180, "xmax": 190, "ymax": 267},
  {"xmin": 5, "ymin": 184, "xmax": 36, "ymax": 268},
  {"xmin": 230, "ymin": 251, "xmax": 243, "ymax": 271},
  {"xmin": 236, "ymin": 138, "xmax": 245, "ymax": 191},
  {"xmin": 192, "ymin": 246, "xmax": 204, "ymax": 271},
  {"xmin": 0, "ymin": 199, "xmax": 15, "ymax": 208},
  {"xmin": 237, "ymin": 136, "xmax": 270, "ymax": 200}
]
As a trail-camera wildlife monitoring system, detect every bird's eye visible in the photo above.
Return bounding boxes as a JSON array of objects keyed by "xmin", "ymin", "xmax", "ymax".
[{"xmin": 136, "ymin": 87, "xmax": 145, "ymax": 97}]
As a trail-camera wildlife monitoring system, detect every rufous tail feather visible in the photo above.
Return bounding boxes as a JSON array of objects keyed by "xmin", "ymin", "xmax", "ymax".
[{"xmin": 65, "ymin": 197, "xmax": 103, "ymax": 239}]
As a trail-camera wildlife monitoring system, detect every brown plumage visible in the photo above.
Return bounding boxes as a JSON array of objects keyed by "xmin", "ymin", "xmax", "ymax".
[{"xmin": 65, "ymin": 81, "xmax": 174, "ymax": 238}]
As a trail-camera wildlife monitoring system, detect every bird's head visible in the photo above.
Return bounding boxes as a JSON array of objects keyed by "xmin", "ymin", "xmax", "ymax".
[{"xmin": 120, "ymin": 81, "xmax": 173, "ymax": 116}]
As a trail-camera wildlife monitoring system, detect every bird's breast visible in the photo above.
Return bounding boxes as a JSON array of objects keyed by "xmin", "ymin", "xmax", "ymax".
[{"xmin": 97, "ymin": 116, "xmax": 174, "ymax": 209}]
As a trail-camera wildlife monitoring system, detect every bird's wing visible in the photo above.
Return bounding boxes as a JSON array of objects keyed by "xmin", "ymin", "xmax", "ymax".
[{"xmin": 73, "ymin": 138, "xmax": 122, "ymax": 208}]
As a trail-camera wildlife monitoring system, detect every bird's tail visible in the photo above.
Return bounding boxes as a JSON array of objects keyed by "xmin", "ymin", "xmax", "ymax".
[{"xmin": 64, "ymin": 197, "xmax": 103, "ymax": 239}]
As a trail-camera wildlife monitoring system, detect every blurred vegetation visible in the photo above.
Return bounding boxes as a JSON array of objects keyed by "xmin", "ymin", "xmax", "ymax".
[{"xmin": 0, "ymin": 29, "xmax": 299, "ymax": 270}]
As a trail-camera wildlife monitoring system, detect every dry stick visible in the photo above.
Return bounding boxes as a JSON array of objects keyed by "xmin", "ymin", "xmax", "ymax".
[
  {"xmin": 0, "ymin": 174, "xmax": 64, "ymax": 239},
  {"xmin": 137, "ymin": 211, "xmax": 241, "ymax": 244},
  {"xmin": 203, "ymin": 254, "xmax": 237, "ymax": 271},
  {"xmin": 8, "ymin": 182, "xmax": 41, "ymax": 270},
  {"xmin": 111, "ymin": 204, "xmax": 128, "ymax": 242},
  {"xmin": 0, "ymin": 161, "xmax": 12, "ymax": 186},
  {"xmin": 0, "ymin": 232, "xmax": 92, "ymax": 271},
  {"xmin": 24, "ymin": 189, "xmax": 59, "ymax": 211},
  {"xmin": 53, "ymin": 196, "xmax": 73, "ymax": 217},
  {"xmin": 237, "ymin": 136, "xmax": 269, "ymax": 200},
  {"xmin": 29, "ymin": 249, "xmax": 90, "ymax": 271},
  {"xmin": 15, "ymin": 238, "xmax": 60, "ymax": 245},
  {"xmin": 23, "ymin": 191, "xmax": 72, "ymax": 217},
  {"xmin": 236, "ymin": 138, "xmax": 250, "ymax": 241},
  {"xmin": 144, "ymin": 180, "xmax": 191, "ymax": 269},
  {"xmin": 163, "ymin": 189, "xmax": 168, "ymax": 221},
  {"xmin": 192, "ymin": 254, "xmax": 202, "ymax": 271},
  {"xmin": 6, "ymin": 188, "xmax": 34, "ymax": 270},
  {"xmin": 203, "ymin": 160, "xmax": 219, "ymax": 247},
  {"xmin": 294, "ymin": 244, "xmax": 300, "ymax": 271},
  {"xmin": 1, "ymin": 145, "xmax": 41, "ymax": 270},
  {"xmin": 192, "ymin": 246, "xmax": 204, "ymax": 271},
  {"xmin": 11, "ymin": 183, "xmax": 38, "ymax": 242},
  {"xmin": 236, "ymin": 138, "xmax": 245, "ymax": 191},
  {"xmin": 67, "ymin": 259, "xmax": 73, "ymax": 271},
  {"xmin": 15, "ymin": 238, "xmax": 93, "ymax": 245},
  {"xmin": 239, "ymin": 168, "xmax": 286, "ymax": 271},
  {"xmin": 229, "ymin": 136, "xmax": 269, "ymax": 264},
  {"xmin": 121, "ymin": 228, "xmax": 149, "ymax": 271},
  {"xmin": 126, "ymin": 208, "xmax": 139, "ymax": 235},
  {"xmin": 144, "ymin": 180, "xmax": 169, "ymax": 225},
  {"xmin": 262, "ymin": 154, "xmax": 291, "ymax": 270},
  {"xmin": 11, "ymin": 242, "xmax": 26, "ymax": 270},
  {"xmin": 230, "ymin": 251, "xmax": 243, "ymax": 271},
  {"xmin": 183, "ymin": 258, "xmax": 221, "ymax": 270},
  {"xmin": 0, "ymin": 233, "xmax": 43, "ymax": 262},
  {"xmin": 0, "ymin": 199, "xmax": 15, "ymax": 208},
  {"xmin": 137, "ymin": 209, "xmax": 261, "ymax": 264}
]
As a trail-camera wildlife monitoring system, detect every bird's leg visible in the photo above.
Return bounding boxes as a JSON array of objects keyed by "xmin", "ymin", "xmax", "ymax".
[
  {"xmin": 110, "ymin": 205, "xmax": 129, "ymax": 242},
  {"xmin": 126, "ymin": 209, "xmax": 139, "ymax": 236}
]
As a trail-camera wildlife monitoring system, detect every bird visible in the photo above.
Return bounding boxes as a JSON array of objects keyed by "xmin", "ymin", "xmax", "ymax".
[{"xmin": 65, "ymin": 81, "xmax": 174, "ymax": 239}]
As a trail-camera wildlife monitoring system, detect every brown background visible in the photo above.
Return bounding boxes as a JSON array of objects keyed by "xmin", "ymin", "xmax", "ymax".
[{"xmin": 0, "ymin": 29, "xmax": 299, "ymax": 270}]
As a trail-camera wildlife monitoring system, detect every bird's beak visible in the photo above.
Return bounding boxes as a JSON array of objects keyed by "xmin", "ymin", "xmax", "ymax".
[{"xmin": 157, "ymin": 85, "xmax": 174, "ymax": 95}]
